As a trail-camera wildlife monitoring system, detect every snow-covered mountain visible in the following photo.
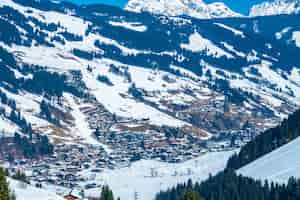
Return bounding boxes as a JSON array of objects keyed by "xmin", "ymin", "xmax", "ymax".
[
  {"xmin": 125, "ymin": 0, "xmax": 242, "ymax": 19},
  {"xmin": 1, "ymin": 0, "xmax": 300, "ymax": 198},
  {"xmin": 0, "ymin": 0, "xmax": 300, "ymax": 151},
  {"xmin": 250, "ymin": 0, "xmax": 300, "ymax": 17}
]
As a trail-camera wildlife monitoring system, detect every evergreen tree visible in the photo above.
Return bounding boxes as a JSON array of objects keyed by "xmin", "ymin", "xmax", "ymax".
[
  {"xmin": 155, "ymin": 170, "xmax": 300, "ymax": 200},
  {"xmin": 227, "ymin": 109, "xmax": 300, "ymax": 170},
  {"xmin": 0, "ymin": 168, "xmax": 9, "ymax": 200},
  {"xmin": 182, "ymin": 191, "xmax": 204, "ymax": 200},
  {"xmin": 100, "ymin": 185, "xmax": 114, "ymax": 200},
  {"xmin": 12, "ymin": 170, "xmax": 28, "ymax": 184}
]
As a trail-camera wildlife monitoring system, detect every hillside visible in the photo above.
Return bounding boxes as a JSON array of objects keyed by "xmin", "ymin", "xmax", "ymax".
[
  {"xmin": 250, "ymin": 0, "xmax": 300, "ymax": 17},
  {"xmin": 8, "ymin": 178, "xmax": 64, "ymax": 200},
  {"xmin": 227, "ymin": 109, "xmax": 300, "ymax": 170},
  {"xmin": 155, "ymin": 110, "xmax": 300, "ymax": 200},
  {"xmin": 125, "ymin": 0, "xmax": 241, "ymax": 19},
  {"xmin": 0, "ymin": 0, "xmax": 300, "ymax": 147},
  {"xmin": 1, "ymin": 0, "xmax": 300, "ymax": 198},
  {"xmin": 238, "ymin": 136, "xmax": 300, "ymax": 183},
  {"xmin": 155, "ymin": 169, "xmax": 300, "ymax": 200}
]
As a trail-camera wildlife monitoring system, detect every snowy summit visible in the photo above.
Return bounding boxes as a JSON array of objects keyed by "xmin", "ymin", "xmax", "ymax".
[
  {"xmin": 125, "ymin": 0, "xmax": 242, "ymax": 19},
  {"xmin": 250, "ymin": 0, "xmax": 300, "ymax": 17}
]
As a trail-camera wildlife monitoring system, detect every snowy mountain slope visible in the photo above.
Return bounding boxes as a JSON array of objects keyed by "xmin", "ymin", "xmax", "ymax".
[
  {"xmin": 250, "ymin": 0, "xmax": 300, "ymax": 17},
  {"xmin": 0, "ymin": 0, "xmax": 300, "ymax": 148},
  {"xmin": 8, "ymin": 178, "xmax": 64, "ymax": 200},
  {"xmin": 293, "ymin": 31, "xmax": 300, "ymax": 47},
  {"xmin": 1, "ymin": 0, "xmax": 300, "ymax": 198},
  {"xmin": 238, "ymin": 136, "xmax": 300, "ymax": 183},
  {"xmin": 83, "ymin": 151, "xmax": 235, "ymax": 200},
  {"xmin": 125, "ymin": 0, "xmax": 242, "ymax": 19}
]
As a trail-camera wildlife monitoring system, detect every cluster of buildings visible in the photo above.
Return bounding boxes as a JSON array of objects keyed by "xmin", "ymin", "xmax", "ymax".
[{"xmin": 0, "ymin": 121, "xmax": 264, "ymax": 200}]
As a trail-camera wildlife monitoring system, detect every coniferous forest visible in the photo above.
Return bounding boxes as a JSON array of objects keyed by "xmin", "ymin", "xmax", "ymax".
[
  {"xmin": 227, "ymin": 109, "xmax": 300, "ymax": 170},
  {"xmin": 155, "ymin": 170, "xmax": 300, "ymax": 200},
  {"xmin": 155, "ymin": 109, "xmax": 300, "ymax": 200}
]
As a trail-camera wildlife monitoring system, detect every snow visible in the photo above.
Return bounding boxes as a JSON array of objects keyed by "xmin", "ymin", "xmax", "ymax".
[
  {"xmin": 214, "ymin": 23, "xmax": 245, "ymax": 38},
  {"xmin": 85, "ymin": 151, "xmax": 235, "ymax": 200},
  {"xmin": 81, "ymin": 61, "xmax": 189, "ymax": 127},
  {"xmin": 2, "ymin": 89, "xmax": 51, "ymax": 127},
  {"xmin": 221, "ymin": 42, "xmax": 246, "ymax": 57},
  {"xmin": 63, "ymin": 33, "xmax": 102, "ymax": 52},
  {"xmin": 125, "ymin": 0, "xmax": 241, "ymax": 19},
  {"xmin": 169, "ymin": 65, "xmax": 199, "ymax": 79},
  {"xmin": 275, "ymin": 27, "xmax": 291, "ymax": 40},
  {"xmin": 0, "ymin": 117, "xmax": 18, "ymax": 135},
  {"xmin": 250, "ymin": 0, "xmax": 300, "ymax": 17},
  {"xmin": 238, "ymin": 136, "xmax": 300, "ymax": 184},
  {"xmin": 109, "ymin": 21, "xmax": 147, "ymax": 32},
  {"xmin": 3, "ymin": 41, "xmax": 191, "ymax": 129},
  {"xmin": 292, "ymin": 31, "xmax": 300, "ymax": 47},
  {"xmin": 64, "ymin": 93, "xmax": 98, "ymax": 145},
  {"xmin": 8, "ymin": 45, "xmax": 83, "ymax": 71},
  {"xmin": 289, "ymin": 68, "xmax": 300, "ymax": 85},
  {"xmin": 246, "ymin": 50, "xmax": 259, "ymax": 62},
  {"xmin": 8, "ymin": 178, "xmax": 64, "ymax": 200},
  {"xmin": 181, "ymin": 31, "xmax": 233, "ymax": 58},
  {"xmin": 0, "ymin": 0, "xmax": 88, "ymax": 36},
  {"xmin": 258, "ymin": 61, "xmax": 300, "ymax": 100},
  {"xmin": 95, "ymin": 34, "xmax": 145, "ymax": 56}
]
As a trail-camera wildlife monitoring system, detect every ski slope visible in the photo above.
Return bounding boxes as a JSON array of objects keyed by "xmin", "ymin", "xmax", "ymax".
[
  {"xmin": 8, "ymin": 178, "xmax": 64, "ymax": 200},
  {"xmin": 238, "ymin": 136, "xmax": 300, "ymax": 183},
  {"xmin": 84, "ymin": 151, "xmax": 235, "ymax": 200}
]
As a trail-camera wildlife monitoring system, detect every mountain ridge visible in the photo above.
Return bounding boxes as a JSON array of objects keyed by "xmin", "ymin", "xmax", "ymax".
[
  {"xmin": 250, "ymin": 0, "xmax": 300, "ymax": 17},
  {"xmin": 1, "ymin": 0, "xmax": 300, "ymax": 199},
  {"xmin": 125, "ymin": 0, "xmax": 300, "ymax": 18},
  {"xmin": 125, "ymin": 0, "xmax": 242, "ymax": 19}
]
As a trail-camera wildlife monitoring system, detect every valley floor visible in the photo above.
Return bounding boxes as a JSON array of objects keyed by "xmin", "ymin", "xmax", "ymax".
[
  {"xmin": 8, "ymin": 178, "xmax": 64, "ymax": 200},
  {"xmin": 51, "ymin": 150, "xmax": 235, "ymax": 200}
]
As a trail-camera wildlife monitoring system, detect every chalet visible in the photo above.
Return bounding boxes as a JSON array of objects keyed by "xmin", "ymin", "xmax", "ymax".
[{"xmin": 64, "ymin": 194, "xmax": 79, "ymax": 200}]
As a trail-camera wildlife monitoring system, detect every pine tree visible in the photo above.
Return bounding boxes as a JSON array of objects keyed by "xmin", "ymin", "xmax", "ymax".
[
  {"xmin": 9, "ymin": 191, "xmax": 16, "ymax": 200},
  {"xmin": 100, "ymin": 185, "xmax": 114, "ymax": 200},
  {"xmin": 182, "ymin": 191, "xmax": 204, "ymax": 200},
  {"xmin": 12, "ymin": 170, "xmax": 28, "ymax": 184},
  {"xmin": 0, "ymin": 168, "xmax": 9, "ymax": 200}
]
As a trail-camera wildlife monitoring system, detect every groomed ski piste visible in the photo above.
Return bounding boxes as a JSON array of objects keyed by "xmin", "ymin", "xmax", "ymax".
[
  {"xmin": 238, "ymin": 136, "xmax": 300, "ymax": 184},
  {"xmin": 8, "ymin": 178, "xmax": 64, "ymax": 200},
  {"xmin": 83, "ymin": 151, "xmax": 234, "ymax": 200}
]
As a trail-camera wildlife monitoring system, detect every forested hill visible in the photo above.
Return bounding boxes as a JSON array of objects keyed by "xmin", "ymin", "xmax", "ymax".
[
  {"xmin": 227, "ymin": 109, "xmax": 300, "ymax": 170},
  {"xmin": 155, "ymin": 169, "xmax": 300, "ymax": 200},
  {"xmin": 155, "ymin": 109, "xmax": 300, "ymax": 200}
]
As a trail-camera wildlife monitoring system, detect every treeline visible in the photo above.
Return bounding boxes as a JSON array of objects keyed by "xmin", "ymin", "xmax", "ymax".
[
  {"xmin": 227, "ymin": 109, "xmax": 300, "ymax": 170},
  {"xmin": 0, "ymin": 168, "xmax": 16, "ymax": 200},
  {"xmin": 12, "ymin": 132, "xmax": 53, "ymax": 159},
  {"xmin": 155, "ymin": 170, "xmax": 300, "ymax": 200},
  {"xmin": 0, "ymin": 46, "xmax": 85, "ymax": 99}
]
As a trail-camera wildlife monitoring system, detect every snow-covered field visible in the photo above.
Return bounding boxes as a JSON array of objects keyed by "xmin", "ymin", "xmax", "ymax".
[
  {"xmin": 109, "ymin": 21, "xmax": 147, "ymax": 32},
  {"xmin": 0, "ymin": 117, "xmax": 18, "ymax": 136},
  {"xmin": 238, "ymin": 136, "xmax": 300, "ymax": 184},
  {"xmin": 8, "ymin": 178, "xmax": 64, "ymax": 200},
  {"xmin": 84, "ymin": 151, "xmax": 235, "ymax": 200},
  {"xmin": 181, "ymin": 31, "xmax": 233, "ymax": 58},
  {"xmin": 293, "ymin": 31, "xmax": 300, "ymax": 47},
  {"xmin": 214, "ymin": 23, "xmax": 245, "ymax": 38}
]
